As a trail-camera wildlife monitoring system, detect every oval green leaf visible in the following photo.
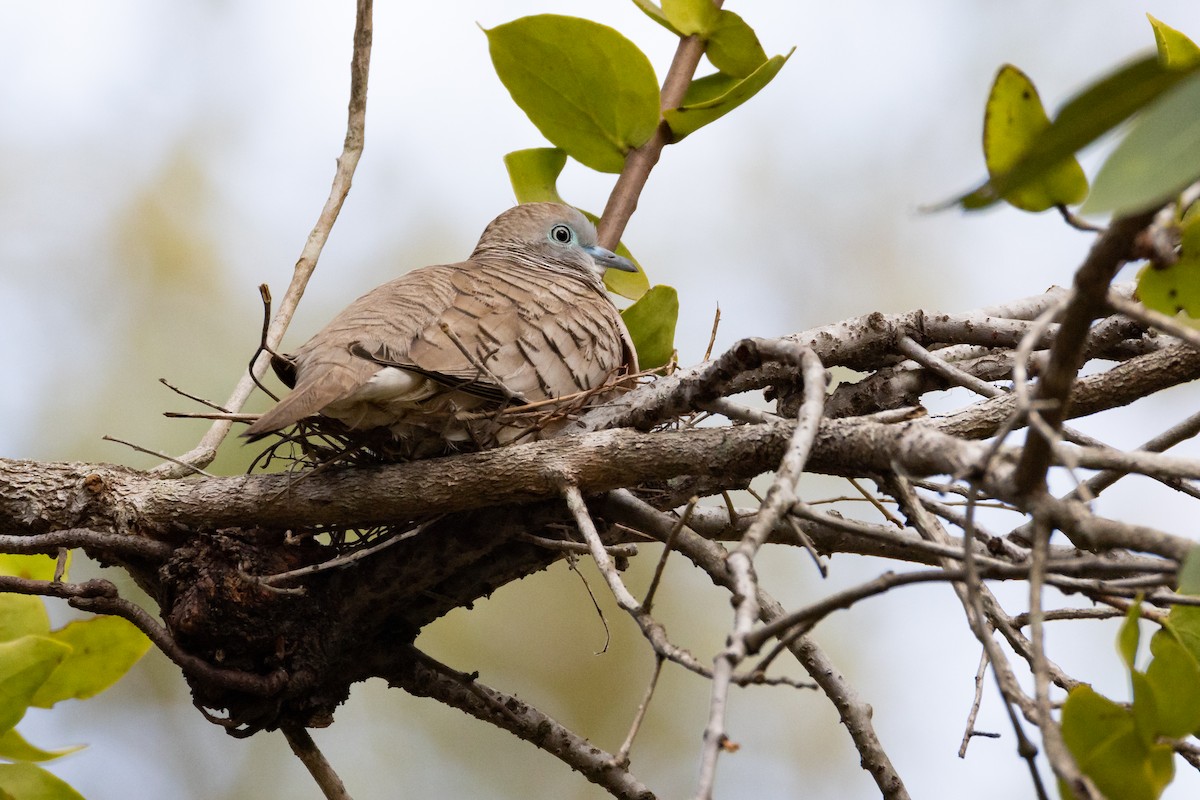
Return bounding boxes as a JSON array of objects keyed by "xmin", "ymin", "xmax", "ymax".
[
  {"xmin": 0, "ymin": 555, "xmax": 63, "ymax": 582},
  {"xmin": 1149, "ymin": 14, "xmax": 1200, "ymax": 70},
  {"xmin": 1118, "ymin": 599, "xmax": 1143, "ymax": 670},
  {"xmin": 1062, "ymin": 684, "xmax": 1173, "ymax": 800},
  {"xmin": 504, "ymin": 148, "xmax": 567, "ymax": 204},
  {"xmin": 983, "ymin": 65, "xmax": 1088, "ymax": 212},
  {"xmin": 1084, "ymin": 71, "xmax": 1200, "ymax": 215},
  {"xmin": 0, "ymin": 637, "xmax": 71, "ymax": 733},
  {"xmin": 664, "ymin": 49, "xmax": 794, "ymax": 140},
  {"xmin": 630, "ymin": 0, "xmax": 681, "ymax": 35},
  {"xmin": 621, "ymin": 285, "xmax": 678, "ymax": 369},
  {"xmin": 0, "ymin": 595, "xmax": 50, "ymax": 644},
  {"xmin": 1145, "ymin": 630, "xmax": 1200, "ymax": 738},
  {"xmin": 0, "ymin": 764, "xmax": 85, "ymax": 800},
  {"xmin": 951, "ymin": 55, "xmax": 1197, "ymax": 211},
  {"xmin": 485, "ymin": 15, "xmax": 661, "ymax": 173},
  {"xmin": 706, "ymin": 10, "xmax": 767, "ymax": 79},
  {"xmin": 30, "ymin": 616, "xmax": 151, "ymax": 709},
  {"xmin": 1136, "ymin": 257, "xmax": 1200, "ymax": 320},
  {"xmin": 0, "ymin": 729, "xmax": 84, "ymax": 764},
  {"xmin": 662, "ymin": 0, "xmax": 718, "ymax": 37},
  {"xmin": 1178, "ymin": 546, "xmax": 1200, "ymax": 594}
]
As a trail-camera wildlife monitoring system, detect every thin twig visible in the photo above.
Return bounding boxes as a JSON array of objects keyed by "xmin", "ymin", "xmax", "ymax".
[
  {"xmin": 282, "ymin": 724, "xmax": 353, "ymax": 800},
  {"xmin": 609, "ymin": 655, "xmax": 664, "ymax": 769},
  {"xmin": 561, "ymin": 482, "xmax": 710, "ymax": 677},
  {"xmin": 157, "ymin": 0, "xmax": 373, "ymax": 474}
]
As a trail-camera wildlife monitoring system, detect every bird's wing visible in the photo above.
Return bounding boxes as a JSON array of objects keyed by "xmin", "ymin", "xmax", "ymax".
[
  {"xmin": 395, "ymin": 263, "xmax": 631, "ymax": 404},
  {"xmin": 242, "ymin": 265, "xmax": 463, "ymax": 439}
]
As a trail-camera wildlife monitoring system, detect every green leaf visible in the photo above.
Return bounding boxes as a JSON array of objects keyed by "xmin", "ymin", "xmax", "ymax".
[
  {"xmin": 1149, "ymin": 15, "xmax": 1200, "ymax": 70},
  {"xmin": 1136, "ymin": 254, "xmax": 1200, "ymax": 321},
  {"xmin": 0, "ymin": 637, "xmax": 71, "ymax": 733},
  {"xmin": 1145, "ymin": 628, "xmax": 1200, "ymax": 738},
  {"xmin": 981, "ymin": 65, "xmax": 1088, "ymax": 212},
  {"xmin": 485, "ymin": 15, "xmax": 661, "ymax": 173},
  {"xmin": 1062, "ymin": 685, "xmax": 1174, "ymax": 800},
  {"xmin": 661, "ymin": 0, "xmax": 719, "ymax": 37},
  {"xmin": 0, "ymin": 763, "xmax": 85, "ymax": 800},
  {"xmin": 0, "ymin": 729, "xmax": 84, "ymax": 764},
  {"xmin": 1178, "ymin": 547, "xmax": 1200, "ymax": 594},
  {"xmin": 621, "ymin": 285, "xmax": 678, "ymax": 369},
  {"xmin": 1119, "ymin": 599, "xmax": 1143, "ymax": 670},
  {"xmin": 1130, "ymin": 669, "xmax": 1160, "ymax": 745},
  {"xmin": 664, "ymin": 49, "xmax": 794, "ymax": 140},
  {"xmin": 630, "ymin": 0, "xmax": 681, "ymax": 36},
  {"xmin": 0, "ymin": 596, "xmax": 50, "ymax": 645},
  {"xmin": 954, "ymin": 55, "xmax": 1197, "ymax": 210},
  {"xmin": 1084, "ymin": 72, "xmax": 1200, "ymax": 215},
  {"xmin": 504, "ymin": 148, "xmax": 567, "ymax": 204},
  {"xmin": 683, "ymin": 72, "xmax": 741, "ymax": 106},
  {"xmin": 706, "ymin": 10, "xmax": 767, "ymax": 79},
  {"xmin": 30, "ymin": 617, "xmax": 151, "ymax": 709},
  {"xmin": 0, "ymin": 556, "xmax": 61, "ymax": 583}
]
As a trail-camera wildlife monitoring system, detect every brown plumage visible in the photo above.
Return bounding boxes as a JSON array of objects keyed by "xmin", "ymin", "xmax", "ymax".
[{"xmin": 243, "ymin": 203, "xmax": 638, "ymax": 455}]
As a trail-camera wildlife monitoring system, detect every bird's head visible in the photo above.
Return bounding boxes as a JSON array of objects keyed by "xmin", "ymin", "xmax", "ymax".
[{"xmin": 471, "ymin": 203, "xmax": 637, "ymax": 282}]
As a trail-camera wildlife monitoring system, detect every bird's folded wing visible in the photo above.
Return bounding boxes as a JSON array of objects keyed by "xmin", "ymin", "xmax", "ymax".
[
  {"xmin": 242, "ymin": 265, "xmax": 464, "ymax": 438},
  {"xmin": 399, "ymin": 263, "xmax": 629, "ymax": 404}
]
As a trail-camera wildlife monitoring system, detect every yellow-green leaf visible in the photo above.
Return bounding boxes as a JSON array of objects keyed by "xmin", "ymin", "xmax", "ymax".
[
  {"xmin": 664, "ymin": 50, "xmax": 793, "ymax": 140},
  {"xmin": 0, "ymin": 595, "xmax": 50, "ymax": 645},
  {"xmin": 0, "ymin": 729, "xmax": 84, "ymax": 764},
  {"xmin": 1062, "ymin": 685, "xmax": 1173, "ymax": 800},
  {"xmin": 1145, "ymin": 629, "xmax": 1200, "ymax": 738},
  {"xmin": 1149, "ymin": 14, "xmax": 1200, "ymax": 70},
  {"xmin": 0, "ymin": 764, "xmax": 85, "ymax": 800},
  {"xmin": 983, "ymin": 65, "xmax": 1088, "ymax": 212},
  {"xmin": 30, "ymin": 617, "xmax": 151, "ymax": 709},
  {"xmin": 621, "ymin": 285, "xmax": 678, "ymax": 369},
  {"xmin": 0, "ymin": 637, "xmax": 71, "ymax": 733},
  {"xmin": 1119, "ymin": 599, "xmax": 1143, "ymax": 671},
  {"xmin": 504, "ymin": 148, "xmax": 567, "ymax": 204},
  {"xmin": 486, "ymin": 15, "xmax": 661, "ymax": 173},
  {"xmin": 1178, "ymin": 546, "xmax": 1200, "ymax": 594},
  {"xmin": 706, "ymin": 10, "xmax": 767, "ymax": 79},
  {"xmin": 1136, "ymin": 257, "xmax": 1200, "ymax": 321},
  {"xmin": 683, "ymin": 72, "xmax": 740, "ymax": 106},
  {"xmin": 0, "ymin": 556, "xmax": 61, "ymax": 583},
  {"xmin": 661, "ymin": 0, "xmax": 718, "ymax": 37},
  {"xmin": 951, "ymin": 55, "xmax": 1196, "ymax": 211},
  {"xmin": 1084, "ymin": 72, "xmax": 1200, "ymax": 216},
  {"xmin": 630, "ymin": 0, "xmax": 681, "ymax": 36}
]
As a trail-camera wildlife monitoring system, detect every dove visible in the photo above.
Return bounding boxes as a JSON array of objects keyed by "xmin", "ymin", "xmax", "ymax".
[{"xmin": 242, "ymin": 203, "xmax": 638, "ymax": 457}]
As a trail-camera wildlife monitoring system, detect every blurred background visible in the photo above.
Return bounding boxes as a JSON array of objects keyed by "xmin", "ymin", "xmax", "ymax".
[{"xmin": 4, "ymin": 1, "xmax": 1200, "ymax": 798}]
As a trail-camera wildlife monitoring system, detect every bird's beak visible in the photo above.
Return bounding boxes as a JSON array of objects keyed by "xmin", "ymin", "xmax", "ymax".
[{"xmin": 584, "ymin": 244, "xmax": 638, "ymax": 273}]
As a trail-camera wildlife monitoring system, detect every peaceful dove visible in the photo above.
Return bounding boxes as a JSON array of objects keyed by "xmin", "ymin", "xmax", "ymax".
[{"xmin": 242, "ymin": 203, "xmax": 639, "ymax": 456}]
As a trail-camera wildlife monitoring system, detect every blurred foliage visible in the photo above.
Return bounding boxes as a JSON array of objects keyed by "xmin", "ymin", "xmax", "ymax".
[
  {"xmin": 0, "ymin": 556, "xmax": 148, "ymax": 800},
  {"xmin": 1061, "ymin": 550, "xmax": 1200, "ymax": 800}
]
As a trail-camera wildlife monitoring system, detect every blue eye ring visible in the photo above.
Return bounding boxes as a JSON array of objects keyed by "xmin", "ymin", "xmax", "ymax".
[{"xmin": 549, "ymin": 224, "xmax": 574, "ymax": 245}]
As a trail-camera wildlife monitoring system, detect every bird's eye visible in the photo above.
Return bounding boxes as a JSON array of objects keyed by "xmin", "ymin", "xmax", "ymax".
[{"xmin": 550, "ymin": 224, "xmax": 573, "ymax": 244}]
